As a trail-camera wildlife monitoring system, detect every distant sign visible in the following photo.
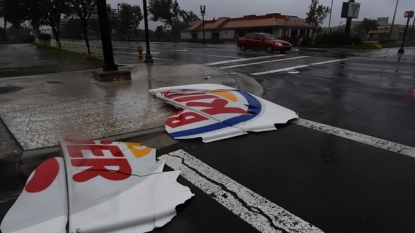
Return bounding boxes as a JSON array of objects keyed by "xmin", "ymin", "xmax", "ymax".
[
  {"xmin": 285, "ymin": 17, "xmax": 306, "ymax": 22},
  {"xmin": 377, "ymin": 17, "xmax": 389, "ymax": 26},
  {"xmin": 341, "ymin": 2, "xmax": 360, "ymax": 18}
]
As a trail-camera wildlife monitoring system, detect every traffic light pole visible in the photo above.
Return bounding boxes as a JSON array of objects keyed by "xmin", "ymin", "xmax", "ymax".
[
  {"xmin": 398, "ymin": 16, "xmax": 411, "ymax": 54},
  {"xmin": 398, "ymin": 11, "xmax": 414, "ymax": 54}
]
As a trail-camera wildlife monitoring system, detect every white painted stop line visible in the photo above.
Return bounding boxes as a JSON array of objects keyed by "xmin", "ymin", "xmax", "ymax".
[
  {"xmin": 159, "ymin": 150, "xmax": 323, "ymax": 233},
  {"xmin": 220, "ymin": 56, "xmax": 310, "ymax": 69},
  {"xmin": 206, "ymin": 55, "xmax": 281, "ymax": 66}
]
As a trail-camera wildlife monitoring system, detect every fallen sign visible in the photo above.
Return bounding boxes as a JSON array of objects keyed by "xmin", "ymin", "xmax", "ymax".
[
  {"xmin": 149, "ymin": 84, "xmax": 298, "ymax": 142},
  {"xmin": 0, "ymin": 139, "xmax": 193, "ymax": 233}
]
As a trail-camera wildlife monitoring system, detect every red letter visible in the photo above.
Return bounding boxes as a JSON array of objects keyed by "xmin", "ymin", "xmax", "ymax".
[
  {"xmin": 165, "ymin": 111, "xmax": 208, "ymax": 128},
  {"xmin": 71, "ymin": 159, "xmax": 131, "ymax": 182},
  {"xmin": 25, "ymin": 158, "xmax": 60, "ymax": 193},
  {"xmin": 67, "ymin": 145, "xmax": 125, "ymax": 158},
  {"xmin": 187, "ymin": 99, "xmax": 247, "ymax": 115}
]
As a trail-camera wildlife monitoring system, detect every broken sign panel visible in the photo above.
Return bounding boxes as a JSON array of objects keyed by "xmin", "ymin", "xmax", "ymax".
[
  {"xmin": 0, "ymin": 157, "xmax": 68, "ymax": 233},
  {"xmin": 0, "ymin": 139, "xmax": 194, "ymax": 233},
  {"xmin": 149, "ymin": 84, "xmax": 298, "ymax": 142}
]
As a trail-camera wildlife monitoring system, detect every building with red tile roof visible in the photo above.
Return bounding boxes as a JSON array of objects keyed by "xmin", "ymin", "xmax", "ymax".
[{"xmin": 181, "ymin": 13, "xmax": 314, "ymax": 43}]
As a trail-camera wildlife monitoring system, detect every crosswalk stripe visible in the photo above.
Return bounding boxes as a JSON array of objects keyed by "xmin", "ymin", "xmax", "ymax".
[
  {"xmin": 160, "ymin": 150, "xmax": 324, "ymax": 233},
  {"xmin": 220, "ymin": 56, "xmax": 309, "ymax": 69},
  {"xmin": 251, "ymin": 58, "xmax": 353, "ymax": 76},
  {"xmin": 206, "ymin": 55, "xmax": 282, "ymax": 66}
]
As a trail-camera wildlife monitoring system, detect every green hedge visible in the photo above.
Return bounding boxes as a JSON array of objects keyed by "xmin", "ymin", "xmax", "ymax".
[
  {"xmin": 314, "ymin": 32, "xmax": 362, "ymax": 46},
  {"xmin": 17, "ymin": 35, "xmax": 35, "ymax": 43},
  {"xmin": 39, "ymin": 33, "xmax": 51, "ymax": 42}
]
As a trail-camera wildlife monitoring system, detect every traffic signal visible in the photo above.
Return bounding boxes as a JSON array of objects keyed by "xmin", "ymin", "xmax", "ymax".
[{"xmin": 404, "ymin": 11, "xmax": 414, "ymax": 18}]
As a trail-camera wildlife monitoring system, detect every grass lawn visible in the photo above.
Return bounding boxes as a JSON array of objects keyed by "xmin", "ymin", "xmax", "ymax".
[{"xmin": 0, "ymin": 43, "xmax": 104, "ymax": 78}]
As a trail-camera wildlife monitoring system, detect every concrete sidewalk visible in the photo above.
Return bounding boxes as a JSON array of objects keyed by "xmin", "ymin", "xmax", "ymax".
[{"xmin": 0, "ymin": 63, "xmax": 262, "ymax": 174}]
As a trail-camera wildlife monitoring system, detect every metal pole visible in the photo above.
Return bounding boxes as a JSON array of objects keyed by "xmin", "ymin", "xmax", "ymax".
[
  {"xmin": 398, "ymin": 17, "xmax": 411, "ymax": 54},
  {"xmin": 390, "ymin": 0, "xmax": 399, "ymax": 39},
  {"xmin": 344, "ymin": 0, "xmax": 354, "ymax": 34},
  {"xmin": 328, "ymin": 0, "xmax": 333, "ymax": 31},
  {"xmin": 200, "ymin": 4, "xmax": 206, "ymax": 45},
  {"xmin": 202, "ymin": 15, "xmax": 205, "ymax": 45},
  {"xmin": 143, "ymin": 0, "xmax": 153, "ymax": 63},
  {"xmin": 96, "ymin": 0, "xmax": 118, "ymax": 71}
]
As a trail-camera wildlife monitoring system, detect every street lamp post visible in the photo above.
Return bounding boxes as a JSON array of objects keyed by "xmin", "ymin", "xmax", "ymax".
[
  {"xmin": 96, "ymin": 0, "xmax": 118, "ymax": 71},
  {"xmin": 200, "ymin": 4, "xmax": 206, "ymax": 45},
  {"xmin": 143, "ymin": 0, "xmax": 153, "ymax": 63}
]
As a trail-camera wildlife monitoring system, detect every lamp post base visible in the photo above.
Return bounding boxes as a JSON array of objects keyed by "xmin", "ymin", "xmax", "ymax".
[{"xmin": 144, "ymin": 53, "xmax": 154, "ymax": 63}]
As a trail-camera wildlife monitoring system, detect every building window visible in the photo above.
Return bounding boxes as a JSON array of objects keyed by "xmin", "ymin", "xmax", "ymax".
[
  {"xmin": 212, "ymin": 32, "xmax": 219, "ymax": 39},
  {"xmin": 192, "ymin": 33, "xmax": 197, "ymax": 39},
  {"xmin": 282, "ymin": 29, "xmax": 289, "ymax": 38}
]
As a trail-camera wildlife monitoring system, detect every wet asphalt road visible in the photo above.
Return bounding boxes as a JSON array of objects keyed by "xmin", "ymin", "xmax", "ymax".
[{"xmin": 2, "ymin": 41, "xmax": 415, "ymax": 232}]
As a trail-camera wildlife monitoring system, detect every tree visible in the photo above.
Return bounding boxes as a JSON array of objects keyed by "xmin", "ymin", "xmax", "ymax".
[
  {"xmin": 24, "ymin": 0, "xmax": 47, "ymax": 39},
  {"xmin": 61, "ymin": 18, "xmax": 83, "ymax": 39},
  {"xmin": 305, "ymin": 0, "xmax": 330, "ymax": 34},
  {"xmin": 148, "ymin": 0, "xmax": 187, "ymax": 42},
  {"xmin": 42, "ymin": 0, "xmax": 71, "ymax": 48},
  {"xmin": 2, "ymin": 0, "xmax": 26, "ymax": 38},
  {"xmin": 131, "ymin": 5, "xmax": 143, "ymax": 40},
  {"xmin": 0, "ymin": 0, "xmax": 6, "ymax": 40},
  {"xmin": 119, "ymin": 3, "xmax": 134, "ymax": 41},
  {"xmin": 69, "ymin": 0, "xmax": 96, "ymax": 54},
  {"xmin": 353, "ymin": 18, "xmax": 378, "ymax": 40},
  {"xmin": 182, "ymin": 11, "xmax": 199, "ymax": 25}
]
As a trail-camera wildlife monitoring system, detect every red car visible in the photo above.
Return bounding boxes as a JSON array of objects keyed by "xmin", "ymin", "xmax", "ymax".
[{"xmin": 237, "ymin": 33, "xmax": 291, "ymax": 53}]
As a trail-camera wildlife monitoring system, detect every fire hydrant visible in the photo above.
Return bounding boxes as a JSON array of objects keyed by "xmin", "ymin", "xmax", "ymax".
[{"xmin": 137, "ymin": 43, "xmax": 143, "ymax": 58}]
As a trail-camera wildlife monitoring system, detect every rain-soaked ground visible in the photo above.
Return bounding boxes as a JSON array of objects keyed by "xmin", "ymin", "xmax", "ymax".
[{"xmin": 1, "ymin": 41, "xmax": 415, "ymax": 232}]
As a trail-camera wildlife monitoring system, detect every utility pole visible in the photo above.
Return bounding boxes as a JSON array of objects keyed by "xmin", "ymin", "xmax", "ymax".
[
  {"xmin": 390, "ymin": 0, "xmax": 399, "ymax": 39},
  {"xmin": 328, "ymin": 0, "xmax": 333, "ymax": 31}
]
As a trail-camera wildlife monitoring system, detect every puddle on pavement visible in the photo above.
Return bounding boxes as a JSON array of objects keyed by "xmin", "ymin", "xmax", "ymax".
[{"xmin": 0, "ymin": 86, "xmax": 23, "ymax": 95}]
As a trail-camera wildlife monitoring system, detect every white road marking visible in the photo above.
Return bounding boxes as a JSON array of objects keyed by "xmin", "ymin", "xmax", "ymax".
[
  {"xmin": 220, "ymin": 56, "xmax": 309, "ymax": 69},
  {"xmin": 206, "ymin": 55, "xmax": 281, "ymax": 66},
  {"xmin": 251, "ymin": 65, "xmax": 310, "ymax": 75},
  {"xmin": 160, "ymin": 150, "xmax": 323, "ymax": 233},
  {"xmin": 293, "ymin": 118, "xmax": 415, "ymax": 158},
  {"xmin": 310, "ymin": 58, "xmax": 354, "ymax": 66},
  {"xmin": 251, "ymin": 58, "xmax": 355, "ymax": 76},
  {"xmin": 172, "ymin": 51, "xmax": 240, "ymax": 59}
]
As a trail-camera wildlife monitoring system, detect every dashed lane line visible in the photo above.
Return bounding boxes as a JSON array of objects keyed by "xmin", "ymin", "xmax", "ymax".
[
  {"xmin": 250, "ymin": 58, "xmax": 356, "ymax": 76},
  {"xmin": 206, "ymin": 55, "xmax": 282, "ymax": 66},
  {"xmin": 293, "ymin": 118, "xmax": 415, "ymax": 158},
  {"xmin": 220, "ymin": 56, "xmax": 310, "ymax": 69},
  {"xmin": 250, "ymin": 54, "xmax": 397, "ymax": 76},
  {"xmin": 160, "ymin": 150, "xmax": 324, "ymax": 233}
]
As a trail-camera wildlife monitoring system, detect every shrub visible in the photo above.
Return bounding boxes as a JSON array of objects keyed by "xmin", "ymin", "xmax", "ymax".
[
  {"xmin": 301, "ymin": 37, "xmax": 312, "ymax": 46},
  {"xmin": 314, "ymin": 32, "xmax": 361, "ymax": 46},
  {"xmin": 39, "ymin": 33, "xmax": 51, "ymax": 42},
  {"xmin": 17, "ymin": 35, "xmax": 35, "ymax": 43}
]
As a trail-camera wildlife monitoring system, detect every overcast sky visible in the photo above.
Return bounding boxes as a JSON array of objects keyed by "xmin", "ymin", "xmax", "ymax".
[
  {"xmin": 106, "ymin": 0, "xmax": 415, "ymax": 29},
  {"xmin": 1, "ymin": 0, "xmax": 414, "ymax": 30}
]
